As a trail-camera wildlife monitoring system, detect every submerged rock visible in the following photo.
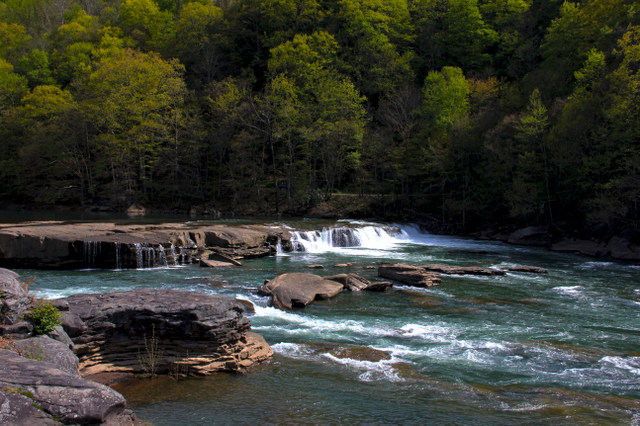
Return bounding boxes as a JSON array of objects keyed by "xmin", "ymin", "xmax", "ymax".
[
  {"xmin": 54, "ymin": 289, "xmax": 273, "ymax": 376},
  {"xmin": 258, "ymin": 273, "xmax": 344, "ymax": 310},
  {"xmin": 505, "ymin": 266, "xmax": 548, "ymax": 274},
  {"xmin": 378, "ymin": 264, "xmax": 441, "ymax": 287}
]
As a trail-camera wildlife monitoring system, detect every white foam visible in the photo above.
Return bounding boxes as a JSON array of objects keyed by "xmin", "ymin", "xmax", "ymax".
[
  {"xmin": 400, "ymin": 323, "xmax": 458, "ymax": 343},
  {"xmin": 599, "ymin": 356, "xmax": 640, "ymax": 375},
  {"xmin": 271, "ymin": 342, "xmax": 313, "ymax": 359},
  {"xmin": 321, "ymin": 352, "xmax": 403, "ymax": 382},
  {"xmin": 552, "ymin": 285, "xmax": 585, "ymax": 297},
  {"xmin": 252, "ymin": 305, "xmax": 398, "ymax": 338}
]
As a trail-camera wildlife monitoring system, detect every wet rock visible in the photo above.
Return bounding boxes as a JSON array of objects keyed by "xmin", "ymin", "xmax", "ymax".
[
  {"xmin": 606, "ymin": 235, "xmax": 640, "ymax": 261},
  {"xmin": 308, "ymin": 342, "xmax": 392, "ymax": 362},
  {"xmin": 258, "ymin": 273, "xmax": 344, "ymax": 310},
  {"xmin": 422, "ymin": 264, "xmax": 505, "ymax": 276},
  {"xmin": 505, "ymin": 266, "xmax": 548, "ymax": 274},
  {"xmin": 200, "ymin": 258, "xmax": 237, "ymax": 268},
  {"xmin": 305, "ymin": 264, "xmax": 324, "ymax": 269},
  {"xmin": 324, "ymin": 274, "xmax": 393, "ymax": 292},
  {"xmin": 0, "ymin": 268, "xmax": 30, "ymax": 325},
  {"xmin": 324, "ymin": 273, "xmax": 370, "ymax": 291},
  {"xmin": 551, "ymin": 238, "xmax": 609, "ymax": 257},
  {"xmin": 364, "ymin": 281, "xmax": 393, "ymax": 292},
  {"xmin": 0, "ymin": 349, "xmax": 133, "ymax": 425},
  {"xmin": 57, "ymin": 289, "xmax": 272, "ymax": 376},
  {"xmin": 378, "ymin": 264, "xmax": 441, "ymax": 287},
  {"xmin": 333, "ymin": 263, "xmax": 352, "ymax": 268},
  {"xmin": 507, "ymin": 226, "xmax": 552, "ymax": 246}
]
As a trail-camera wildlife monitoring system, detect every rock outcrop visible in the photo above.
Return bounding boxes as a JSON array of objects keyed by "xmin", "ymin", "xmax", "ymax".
[
  {"xmin": 0, "ymin": 349, "xmax": 134, "ymax": 425},
  {"xmin": 54, "ymin": 289, "xmax": 273, "ymax": 376},
  {"xmin": 422, "ymin": 264, "xmax": 505, "ymax": 276},
  {"xmin": 258, "ymin": 273, "xmax": 344, "ymax": 310},
  {"xmin": 0, "ymin": 268, "xmax": 30, "ymax": 324},
  {"xmin": 378, "ymin": 264, "xmax": 441, "ymax": 287},
  {"xmin": 0, "ymin": 222, "xmax": 292, "ymax": 269}
]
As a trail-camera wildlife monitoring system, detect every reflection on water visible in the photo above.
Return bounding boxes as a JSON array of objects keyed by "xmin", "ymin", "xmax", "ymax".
[{"xmin": 24, "ymin": 220, "xmax": 640, "ymax": 424}]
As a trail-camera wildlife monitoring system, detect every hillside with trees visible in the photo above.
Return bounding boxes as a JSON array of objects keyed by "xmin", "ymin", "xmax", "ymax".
[{"xmin": 0, "ymin": 0, "xmax": 638, "ymax": 238}]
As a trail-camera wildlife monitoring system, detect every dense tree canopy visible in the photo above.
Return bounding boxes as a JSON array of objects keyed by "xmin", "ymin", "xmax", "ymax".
[{"xmin": 0, "ymin": 0, "xmax": 639, "ymax": 238}]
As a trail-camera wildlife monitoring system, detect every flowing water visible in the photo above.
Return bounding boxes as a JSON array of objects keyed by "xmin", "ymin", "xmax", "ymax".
[{"xmin": 23, "ymin": 219, "xmax": 640, "ymax": 424}]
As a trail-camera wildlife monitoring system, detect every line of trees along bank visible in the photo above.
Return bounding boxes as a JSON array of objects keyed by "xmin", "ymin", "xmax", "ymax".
[{"xmin": 0, "ymin": 0, "xmax": 638, "ymax": 238}]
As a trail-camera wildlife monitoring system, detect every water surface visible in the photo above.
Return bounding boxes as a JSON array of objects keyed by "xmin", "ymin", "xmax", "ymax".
[{"xmin": 25, "ymin": 221, "xmax": 640, "ymax": 424}]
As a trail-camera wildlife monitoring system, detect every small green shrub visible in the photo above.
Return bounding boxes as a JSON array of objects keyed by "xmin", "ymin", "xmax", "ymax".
[{"xmin": 25, "ymin": 302, "xmax": 61, "ymax": 335}]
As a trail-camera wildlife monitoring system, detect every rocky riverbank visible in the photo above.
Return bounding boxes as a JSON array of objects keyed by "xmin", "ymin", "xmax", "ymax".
[
  {"xmin": 0, "ymin": 268, "xmax": 273, "ymax": 424},
  {"xmin": 0, "ymin": 221, "xmax": 292, "ymax": 269}
]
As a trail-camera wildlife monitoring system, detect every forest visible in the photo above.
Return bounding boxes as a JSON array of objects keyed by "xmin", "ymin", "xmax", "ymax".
[{"xmin": 0, "ymin": 0, "xmax": 638, "ymax": 238}]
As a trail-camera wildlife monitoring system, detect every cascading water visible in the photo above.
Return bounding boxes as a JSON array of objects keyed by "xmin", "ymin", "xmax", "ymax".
[
  {"xmin": 157, "ymin": 245, "xmax": 168, "ymax": 267},
  {"xmin": 290, "ymin": 225, "xmax": 408, "ymax": 253},
  {"xmin": 83, "ymin": 241, "xmax": 100, "ymax": 268},
  {"xmin": 115, "ymin": 242, "xmax": 121, "ymax": 270}
]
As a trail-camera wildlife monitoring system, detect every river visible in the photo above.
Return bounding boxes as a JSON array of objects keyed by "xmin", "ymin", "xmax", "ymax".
[{"xmin": 23, "ymin": 219, "xmax": 640, "ymax": 424}]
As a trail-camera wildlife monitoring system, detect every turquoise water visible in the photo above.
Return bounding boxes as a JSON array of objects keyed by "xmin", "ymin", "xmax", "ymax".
[{"xmin": 24, "ymin": 221, "xmax": 640, "ymax": 424}]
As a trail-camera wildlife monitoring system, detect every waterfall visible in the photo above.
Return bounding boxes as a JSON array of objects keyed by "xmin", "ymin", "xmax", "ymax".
[
  {"xmin": 275, "ymin": 238, "xmax": 285, "ymax": 255},
  {"xmin": 134, "ymin": 243, "xmax": 144, "ymax": 269},
  {"xmin": 157, "ymin": 245, "xmax": 168, "ymax": 267},
  {"xmin": 115, "ymin": 242, "xmax": 121, "ymax": 270},
  {"xmin": 83, "ymin": 241, "xmax": 100, "ymax": 268},
  {"xmin": 179, "ymin": 247, "xmax": 187, "ymax": 264},
  {"xmin": 290, "ymin": 225, "xmax": 408, "ymax": 253}
]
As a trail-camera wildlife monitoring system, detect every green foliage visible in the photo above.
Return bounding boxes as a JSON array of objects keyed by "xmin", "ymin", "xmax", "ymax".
[
  {"xmin": 0, "ymin": 0, "xmax": 638, "ymax": 234},
  {"xmin": 25, "ymin": 302, "xmax": 61, "ymax": 335}
]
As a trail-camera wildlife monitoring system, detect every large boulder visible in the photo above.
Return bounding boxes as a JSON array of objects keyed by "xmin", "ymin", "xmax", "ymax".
[
  {"xmin": 551, "ymin": 238, "xmax": 609, "ymax": 257},
  {"xmin": 0, "ymin": 268, "xmax": 30, "ymax": 324},
  {"xmin": 378, "ymin": 264, "xmax": 441, "ymax": 287},
  {"xmin": 606, "ymin": 235, "xmax": 640, "ymax": 261},
  {"xmin": 0, "ymin": 349, "xmax": 133, "ymax": 424},
  {"xmin": 507, "ymin": 226, "xmax": 552, "ymax": 246},
  {"xmin": 54, "ymin": 289, "xmax": 273, "ymax": 376},
  {"xmin": 258, "ymin": 273, "xmax": 344, "ymax": 310}
]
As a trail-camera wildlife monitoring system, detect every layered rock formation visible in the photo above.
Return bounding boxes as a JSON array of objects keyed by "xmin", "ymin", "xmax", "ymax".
[
  {"xmin": 378, "ymin": 264, "xmax": 442, "ymax": 287},
  {"xmin": 0, "ymin": 269, "xmax": 273, "ymax": 424},
  {"xmin": 0, "ymin": 221, "xmax": 292, "ymax": 269},
  {"xmin": 54, "ymin": 289, "xmax": 273, "ymax": 376}
]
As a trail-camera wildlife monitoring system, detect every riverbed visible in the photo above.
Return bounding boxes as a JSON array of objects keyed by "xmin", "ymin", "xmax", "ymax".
[{"xmin": 24, "ymin": 220, "xmax": 640, "ymax": 424}]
